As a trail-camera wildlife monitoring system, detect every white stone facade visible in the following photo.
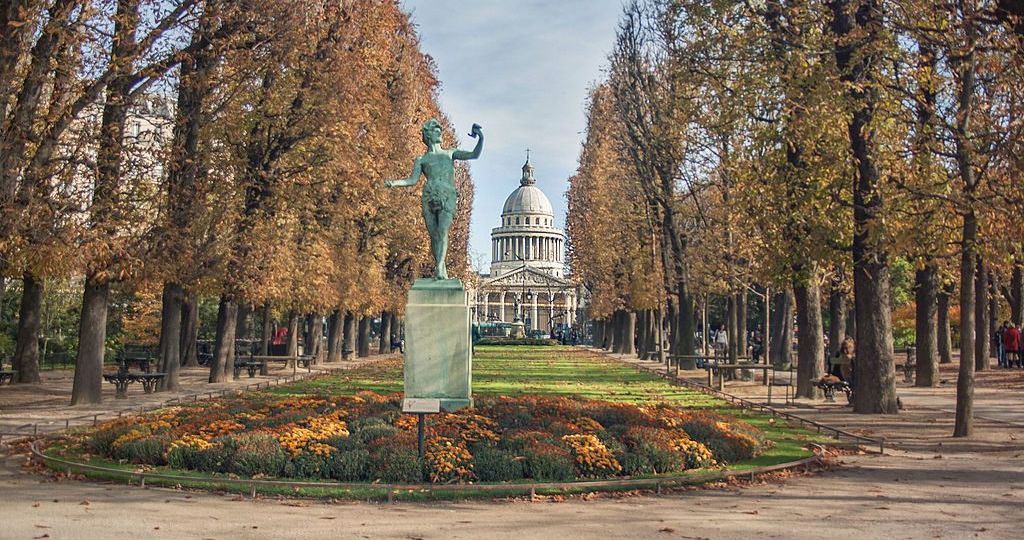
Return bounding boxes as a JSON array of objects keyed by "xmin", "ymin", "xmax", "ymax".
[{"xmin": 472, "ymin": 156, "xmax": 580, "ymax": 334}]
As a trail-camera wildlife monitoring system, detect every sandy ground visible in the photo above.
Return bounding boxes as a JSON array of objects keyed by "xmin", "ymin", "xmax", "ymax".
[{"xmin": 1, "ymin": 351, "xmax": 1022, "ymax": 539}]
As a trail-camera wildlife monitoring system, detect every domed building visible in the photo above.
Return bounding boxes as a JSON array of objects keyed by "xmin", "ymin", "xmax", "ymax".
[{"xmin": 474, "ymin": 155, "xmax": 580, "ymax": 335}]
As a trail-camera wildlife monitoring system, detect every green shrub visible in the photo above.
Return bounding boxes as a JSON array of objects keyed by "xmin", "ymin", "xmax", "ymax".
[
  {"xmin": 471, "ymin": 447, "xmax": 524, "ymax": 482},
  {"xmin": 166, "ymin": 445, "xmax": 210, "ymax": 471},
  {"xmin": 325, "ymin": 434, "xmax": 363, "ymax": 452},
  {"xmin": 618, "ymin": 451, "xmax": 652, "ymax": 476},
  {"xmin": 327, "ymin": 449, "xmax": 370, "ymax": 481},
  {"xmin": 522, "ymin": 442, "xmax": 575, "ymax": 481},
  {"xmin": 230, "ymin": 433, "xmax": 286, "ymax": 477},
  {"xmin": 285, "ymin": 453, "xmax": 331, "ymax": 479},
  {"xmin": 88, "ymin": 423, "xmax": 135, "ymax": 456},
  {"xmin": 369, "ymin": 447, "xmax": 423, "ymax": 483},
  {"xmin": 356, "ymin": 423, "xmax": 399, "ymax": 444},
  {"xmin": 112, "ymin": 437, "xmax": 168, "ymax": 466}
]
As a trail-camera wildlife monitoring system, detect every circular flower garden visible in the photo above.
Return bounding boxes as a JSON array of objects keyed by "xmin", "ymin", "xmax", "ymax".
[{"xmin": 64, "ymin": 391, "xmax": 770, "ymax": 484}]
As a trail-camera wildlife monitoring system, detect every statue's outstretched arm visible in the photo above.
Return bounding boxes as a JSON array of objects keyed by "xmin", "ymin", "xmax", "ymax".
[
  {"xmin": 384, "ymin": 157, "xmax": 422, "ymax": 187},
  {"xmin": 453, "ymin": 124, "xmax": 483, "ymax": 160}
]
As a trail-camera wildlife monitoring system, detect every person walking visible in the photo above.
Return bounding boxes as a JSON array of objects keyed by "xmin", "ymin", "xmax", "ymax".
[
  {"xmin": 996, "ymin": 321, "xmax": 1009, "ymax": 368},
  {"xmin": 715, "ymin": 325, "xmax": 728, "ymax": 360},
  {"xmin": 1005, "ymin": 323, "xmax": 1021, "ymax": 369}
]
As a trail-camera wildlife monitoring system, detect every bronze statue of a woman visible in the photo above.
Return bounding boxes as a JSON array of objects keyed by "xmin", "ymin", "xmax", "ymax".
[{"xmin": 385, "ymin": 119, "xmax": 483, "ymax": 280}]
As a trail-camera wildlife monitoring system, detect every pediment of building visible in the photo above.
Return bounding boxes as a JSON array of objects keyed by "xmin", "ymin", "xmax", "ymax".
[{"xmin": 481, "ymin": 266, "xmax": 573, "ymax": 290}]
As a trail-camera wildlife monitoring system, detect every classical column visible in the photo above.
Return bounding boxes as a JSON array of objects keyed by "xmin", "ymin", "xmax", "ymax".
[
  {"xmin": 483, "ymin": 293, "xmax": 490, "ymax": 321},
  {"xmin": 499, "ymin": 292, "xmax": 506, "ymax": 322}
]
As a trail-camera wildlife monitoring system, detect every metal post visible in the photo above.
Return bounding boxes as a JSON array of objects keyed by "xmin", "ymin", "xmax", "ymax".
[
  {"xmin": 417, "ymin": 413, "xmax": 425, "ymax": 459},
  {"xmin": 764, "ymin": 286, "xmax": 771, "ymax": 386}
]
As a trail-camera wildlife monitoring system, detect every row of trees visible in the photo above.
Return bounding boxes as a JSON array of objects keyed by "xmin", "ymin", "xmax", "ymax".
[
  {"xmin": 0, "ymin": 0, "xmax": 472, "ymax": 403},
  {"xmin": 568, "ymin": 0, "xmax": 1024, "ymax": 435}
]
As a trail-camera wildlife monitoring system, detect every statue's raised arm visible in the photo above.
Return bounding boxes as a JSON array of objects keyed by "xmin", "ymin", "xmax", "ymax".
[
  {"xmin": 382, "ymin": 119, "xmax": 483, "ymax": 280},
  {"xmin": 453, "ymin": 124, "xmax": 484, "ymax": 160}
]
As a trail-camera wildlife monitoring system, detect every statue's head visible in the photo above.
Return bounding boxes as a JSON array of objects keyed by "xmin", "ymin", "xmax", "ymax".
[{"xmin": 421, "ymin": 118, "xmax": 443, "ymax": 146}]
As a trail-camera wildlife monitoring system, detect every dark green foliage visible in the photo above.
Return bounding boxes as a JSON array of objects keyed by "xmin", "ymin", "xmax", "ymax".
[
  {"xmin": 471, "ymin": 447, "xmax": 523, "ymax": 482},
  {"xmin": 231, "ymin": 433, "xmax": 286, "ymax": 477},
  {"xmin": 285, "ymin": 453, "xmax": 331, "ymax": 479},
  {"xmin": 356, "ymin": 423, "xmax": 399, "ymax": 444},
  {"xmin": 88, "ymin": 424, "xmax": 135, "ymax": 456},
  {"xmin": 112, "ymin": 437, "xmax": 168, "ymax": 466},
  {"xmin": 369, "ymin": 447, "xmax": 423, "ymax": 483},
  {"xmin": 327, "ymin": 449, "xmax": 370, "ymax": 481},
  {"xmin": 522, "ymin": 443, "xmax": 575, "ymax": 481}
]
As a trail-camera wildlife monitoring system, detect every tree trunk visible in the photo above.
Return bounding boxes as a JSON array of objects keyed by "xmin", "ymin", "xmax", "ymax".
[
  {"xmin": 794, "ymin": 279, "xmax": 824, "ymax": 399},
  {"xmin": 737, "ymin": 292, "xmax": 748, "ymax": 356},
  {"xmin": 209, "ymin": 295, "xmax": 237, "ymax": 383},
  {"xmin": 326, "ymin": 310, "xmax": 343, "ymax": 363},
  {"xmin": 989, "ymin": 271, "xmax": 998, "ymax": 359},
  {"xmin": 938, "ymin": 283, "xmax": 954, "ymax": 364},
  {"xmin": 622, "ymin": 311, "xmax": 637, "ymax": 356},
  {"xmin": 636, "ymin": 310, "xmax": 648, "ymax": 359},
  {"xmin": 308, "ymin": 313, "xmax": 323, "ymax": 362},
  {"xmin": 157, "ymin": 282, "xmax": 184, "ymax": 391},
  {"xmin": 607, "ymin": 314, "xmax": 618, "ymax": 352},
  {"xmin": 955, "ymin": 211, "xmax": 977, "ymax": 437},
  {"xmin": 378, "ymin": 310, "xmax": 391, "ymax": 354},
  {"xmin": 831, "ymin": 0, "xmax": 897, "ymax": 415},
  {"xmin": 13, "ymin": 272, "xmax": 42, "ymax": 383},
  {"xmin": 675, "ymin": 284, "xmax": 697, "ymax": 368},
  {"xmin": 1004, "ymin": 263, "xmax": 1023, "ymax": 326},
  {"xmin": 852, "ymin": 257, "xmax": 897, "ymax": 413},
  {"xmin": 915, "ymin": 264, "xmax": 940, "ymax": 387},
  {"xmin": 259, "ymin": 304, "xmax": 271, "ymax": 356},
  {"xmin": 727, "ymin": 294, "xmax": 739, "ymax": 363},
  {"xmin": 593, "ymin": 319, "xmax": 604, "ymax": 349},
  {"xmin": 180, "ymin": 291, "xmax": 199, "ymax": 367},
  {"xmin": 357, "ymin": 316, "xmax": 370, "ymax": 358},
  {"xmin": 70, "ymin": 275, "xmax": 109, "ymax": 404},
  {"xmin": 770, "ymin": 288, "xmax": 795, "ymax": 369},
  {"xmin": 828, "ymin": 284, "xmax": 847, "ymax": 358},
  {"xmin": 342, "ymin": 312, "xmax": 355, "ymax": 360},
  {"xmin": 389, "ymin": 312, "xmax": 400, "ymax": 351},
  {"xmin": 235, "ymin": 303, "xmax": 250, "ymax": 341},
  {"xmin": 286, "ymin": 311, "xmax": 299, "ymax": 359},
  {"xmin": 974, "ymin": 256, "xmax": 990, "ymax": 371}
]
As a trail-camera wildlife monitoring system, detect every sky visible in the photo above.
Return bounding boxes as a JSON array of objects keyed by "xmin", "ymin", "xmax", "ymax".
[{"xmin": 401, "ymin": 0, "xmax": 624, "ymax": 272}]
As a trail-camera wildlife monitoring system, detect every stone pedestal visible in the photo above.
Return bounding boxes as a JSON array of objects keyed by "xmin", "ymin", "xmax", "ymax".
[
  {"xmin": 403, "ymin": 278, "xmax": 472, "ymax": 411},
  {"xmin": 510, "ymin": 320, "xmax": 526, "ymax": 338}
]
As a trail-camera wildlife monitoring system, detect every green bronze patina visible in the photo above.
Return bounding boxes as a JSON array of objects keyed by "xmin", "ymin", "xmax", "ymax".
[{"xmin": 385, "ymin": 119, "xmax": 483, "ymax": 280}]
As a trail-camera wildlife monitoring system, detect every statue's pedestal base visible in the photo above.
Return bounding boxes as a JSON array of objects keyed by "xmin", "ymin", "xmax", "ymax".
[
  {"xmin": 510, "ymin": 320, "xmax": 526, "ymax": 339},
  {"xmin": 403, "ymin": 279, "xmax": 472, "ymax": 411}
]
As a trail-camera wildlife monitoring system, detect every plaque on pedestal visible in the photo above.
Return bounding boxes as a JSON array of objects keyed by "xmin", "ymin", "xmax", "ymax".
[{"xmin": 403, "ymin": 278, "xmax": 472, "ymax": 411}]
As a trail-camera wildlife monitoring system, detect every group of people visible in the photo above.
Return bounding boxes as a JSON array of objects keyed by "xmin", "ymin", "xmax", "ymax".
[{"xmin": 995, "ymin": 322, "xmax": 1022, "ymax": 368}]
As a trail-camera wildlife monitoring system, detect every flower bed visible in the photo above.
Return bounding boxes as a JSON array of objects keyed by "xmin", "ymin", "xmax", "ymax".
[{"xmin": 65, "ymin": 392, "xmax": 770, "ymax": 484}]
